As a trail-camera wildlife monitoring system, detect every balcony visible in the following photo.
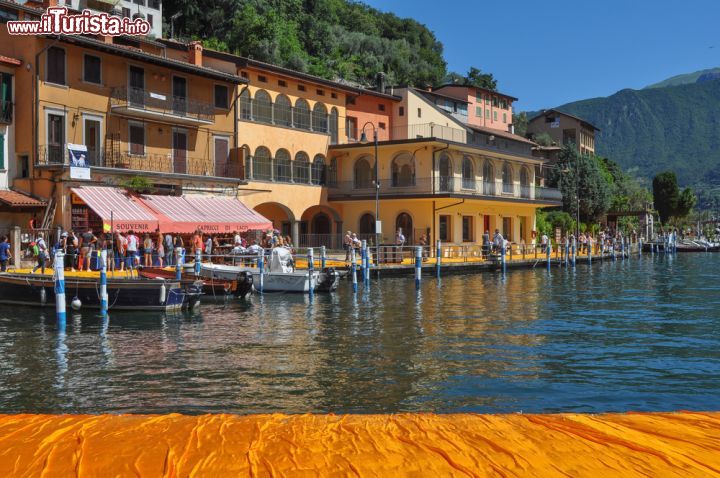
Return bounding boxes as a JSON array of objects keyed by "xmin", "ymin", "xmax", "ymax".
[
  {"xmin": 35, "ymin": 145, "xmax": 238, "ymax": 179},
  {"xmin": 110, "ymin": 87, "xmax": 215, "ymax": 125},
  {"xmin": 0, "ymin": 100, "xmax": 12, "ymax": 124},
  {"xmin": 329, "ymin": 177, "xmax": 562, "ymax": 204},
  {"xmin": 240, "ymin": 97, "xmax": 339, "ymax": 144}
]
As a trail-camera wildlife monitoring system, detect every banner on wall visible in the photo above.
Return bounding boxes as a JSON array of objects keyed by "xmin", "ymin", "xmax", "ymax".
[{"xmin": 68, "ymin": 143, "xmax": 91, "ymax": 180}]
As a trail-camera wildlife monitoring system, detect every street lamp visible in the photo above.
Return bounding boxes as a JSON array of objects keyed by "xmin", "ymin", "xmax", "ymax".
[{"xmin": 359, "ymin": 122, "xmax": 380, "ymax": 261}]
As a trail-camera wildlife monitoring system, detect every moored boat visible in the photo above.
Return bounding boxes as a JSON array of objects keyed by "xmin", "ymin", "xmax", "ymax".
[{"xmin": 139, "ymin": 267, "xmax": 254, "ymax": 298}]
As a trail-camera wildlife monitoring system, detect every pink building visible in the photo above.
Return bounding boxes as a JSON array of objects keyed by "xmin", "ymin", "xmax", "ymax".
[{"xmin": 432, "ymin": 85, "xmax": 516, "ymax": 133}]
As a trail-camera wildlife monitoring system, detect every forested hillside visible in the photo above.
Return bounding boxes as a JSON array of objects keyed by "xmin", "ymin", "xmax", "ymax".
[
  {"xmin": 547, "ymin": 79, "xmax": 720, "ymax": 209},
  {"xmin": 163, "ymin": 0, "xmax": 448, "ymax": 87}
]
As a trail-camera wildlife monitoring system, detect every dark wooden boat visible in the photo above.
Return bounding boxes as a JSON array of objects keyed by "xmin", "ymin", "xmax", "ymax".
[
  {"xmin": 0, "ymin": 273, "xmax": 201, "ymax": 311},
  {"xmin": 138, "ymin": 267, "xmax": 254, "ymax": 298}
]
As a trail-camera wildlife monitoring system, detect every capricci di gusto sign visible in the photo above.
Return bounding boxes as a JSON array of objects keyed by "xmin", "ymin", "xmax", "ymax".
[{"xmin": 7, "ymin": 7, "xmax": 151, "ymax": 36}]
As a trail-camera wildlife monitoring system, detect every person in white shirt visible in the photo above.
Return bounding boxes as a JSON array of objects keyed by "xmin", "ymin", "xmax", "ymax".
[
  {"xmin": 493, "ymin": 229, "xmax": 504, "ymax": 252},
  {"xmin": 126, "ymin": 230, "xmax": 139, "ymax": 268}
]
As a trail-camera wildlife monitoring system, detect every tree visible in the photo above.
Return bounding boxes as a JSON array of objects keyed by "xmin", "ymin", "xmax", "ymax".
[
  {"xmin": 676, "ymin": 187, "xmax": 697, "ymax": 217},
  {"xmin": 556, "ymin": 146, "xmax": 611, "ymax": 224},
  {"xmin": 513, "ymin": 112, "xmax": 528, "ymax": 137},
  {"xmin": 464, "ymin": 67, "xmax": 496, "ymax": 90},
  {"xmin": 652, "ymin": 171, "xmax": 680, "ymax": 223},
  {"xmin": 531, "ymin": 132, "xmax": 554, "ymax": 146}
]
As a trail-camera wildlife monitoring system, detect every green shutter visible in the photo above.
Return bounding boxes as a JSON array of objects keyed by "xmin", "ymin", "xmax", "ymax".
[{"xmin": 0, "ymin": 134, "xmax": 5, "ymax": 170}]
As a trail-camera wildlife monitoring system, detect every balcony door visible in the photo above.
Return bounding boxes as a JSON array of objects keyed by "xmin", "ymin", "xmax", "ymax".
[
  {"xmin": 129, "ymin": 66, "xmax": 144, "ymax": 107},
  {"xmin": 438, "ymin": 153, "xmax": 452, "ymax": 192},
  {"xmin": 172, "ymin": 76, "xmax": 187, "ymax": 116},
  {"xmin": 82, "ymin": 115, "xmax": 102, "ymax": 166},
  {"xmin": 173, "ymin": 129, "xmax": 187, "ymax": 174},
  {"xmin": 214, "ymin": 136, "xmax": 229, "ymax": 177},
  {"xmin": 46, "ymin": 111, "xmax": 64, "ymax": 164}
]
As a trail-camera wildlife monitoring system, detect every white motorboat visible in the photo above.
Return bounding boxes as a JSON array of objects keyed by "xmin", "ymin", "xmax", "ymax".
[{"xmin": 197, "ymin": 248, "xmax": 339, "ymax": 293}]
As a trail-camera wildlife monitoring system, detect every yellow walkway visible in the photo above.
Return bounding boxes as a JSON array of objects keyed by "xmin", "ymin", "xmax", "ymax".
[{"xmin": 0, "ymin": 412, "xmax": 717, "ymax": 476}]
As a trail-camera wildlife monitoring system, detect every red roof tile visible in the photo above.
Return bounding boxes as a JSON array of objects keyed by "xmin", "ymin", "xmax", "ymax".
[
  {"xmin": 0, "ymin": 190, "xmax": 46, "ymax": 208},
  {"xmin": 0, "ymin": 55, "xmax": 22, "ymax": 67}
]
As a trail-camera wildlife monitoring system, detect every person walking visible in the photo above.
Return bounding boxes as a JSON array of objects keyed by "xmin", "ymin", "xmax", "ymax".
[
  {"xmin": 0, "ymin": 235, "xmax": 11, "ymax": 272},
  {"xmin": 31, "ymin": 233, "xmax": 48, "ymax": 274},
  {"xmin": 80, "ymin": 227, "xmax": 97, "ymax": 272},
  {"xmin": 344, "ymin": 230, "xmax": 353, "ymax": 262}
]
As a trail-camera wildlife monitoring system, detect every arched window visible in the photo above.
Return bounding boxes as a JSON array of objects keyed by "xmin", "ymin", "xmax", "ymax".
[
  {"xmin": 391, "ymin": 153, "xmax": 415, "ymax": 187},
  {"xmin": 241, "ymin": 144, "xmax": 251, "ymax": 179},
  {"xmin": 353, "ymin": 156, "xmax": 373, "ymax": 189},
  {"xmin": 311, "ymin": 154, "xmax": 326, "ymax": 185},
  {"xmin": 327, "ymin": 157, "xmax": 337, "ymax": 187},
  {"xmin": 275, "ymin": 148, "xmax": 291, "ymax": 182},
  {"xmin": 294, "ymin": 99, "xmax": 310, "ymax": 130},
  {"xmin": 396, "ymin": 213, "xmax": 413, "ymax": 244},
  {"xmin": 312, "ymin": 102, "xmax": 328, "ymax": 133},
  {"xmin": 239, "ymin": 90, "xmax": 252, "ymax": 120},
  {"xmin": 253, "ymin": 146, "xmax": 272, "ymax": 181},
  {"xmin": 482, "ymin": 160, "xmax": 495, "ymax": 195},
  {"xmin": 311, "ymin": 212, "xmax": 331, "ymax": 234},
  {"xmin": 293, "ymin": 151, "xmax": 309, "ymax": 183},
  {"xmin": 502, "ymin": 162, "xmax": 514, "ymax": 194},
  {"xmin": 520, "ymin": 166, "xmax": 531, "ymax": 198},
  {"xmin": 253, "ymin": 90, "xmax": 272, "ymax": 124},
  {"xmin": 438, "ymin": 153, "xmax": 452, "ymax": 192},
  {"xmin": 359, "ymin": 213, "xmax": 375, "ymax": 235},
  {"xmin": 462, "ymin": 156, "xmax": 475, "ymax": 190},
  {"xmin": 274, "ymin": 94, "xmax": 291, "ymax": 127},
  {"xmin": 329, "ymin": 108, "xmax": 339, "ymax": 144}
]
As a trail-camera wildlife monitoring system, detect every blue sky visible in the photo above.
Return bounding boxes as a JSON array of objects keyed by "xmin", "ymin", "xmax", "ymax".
[{"xmin": 363, "ymin": 0, "xmax": 720, "ymax": 111}]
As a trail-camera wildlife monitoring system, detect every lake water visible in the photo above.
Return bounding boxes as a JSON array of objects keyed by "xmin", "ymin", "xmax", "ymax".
[{"xmin": 0, "ymin": 253, "xmax": 718, "ymax": 415}]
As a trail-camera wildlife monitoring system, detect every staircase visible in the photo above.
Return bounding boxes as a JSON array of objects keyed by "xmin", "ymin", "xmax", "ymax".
[{"xmin": 40, "ymin": 197, "xmax": 55, "ymax": 230}]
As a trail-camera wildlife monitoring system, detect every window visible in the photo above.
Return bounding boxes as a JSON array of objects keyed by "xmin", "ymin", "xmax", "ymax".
[
  {"xmin": 122, "ymin": 7, "xmax": 130, "ymax": 17},
  {"xmin": 129, "ymin": 123, "xmax": 145, "ymax": 156},
  {"xmin": 252, "ymin": 146, "xmax": 271, "ymax": 181},
  {"xmin": 485, "ymin": 109, "xmax": 490, "ymax": 119},
  {"xmin": 492, "ymin": 97, "xmax": 499, "ymax": 107},
  {"xmin": 439, "ymin": 215, "xmax": 451, "ymax": 242},
  {"xmin": 274, "ymin": 94, "xmax": 291, "ymax": 127},
  {"xmin": 503, "ymin": 113, "xmax": 507, "ymax": 123},
  {"xmin": 82, "ymin": 54, "xmax": 101, "ymax": 84},
  {"xmin": 312, "ymin": 102, "xmax": 328, "ymax": 132},
  {"xmin": 294, "ymin": 99, "xmax": 311, "ymax": 130},
  {"xmin": 399, "ymin": 106, "xmax": 405, "ymax": 116},
  {"xmin": 359, "ymin": 213, "xmax": 375, "ymax": 235},
  {"xmin": 353, "ymin": 156, "xmax": 373, "ymax": 188},
  {"xmin": 311, "ymin": 154, "xmax": 325, "ymax": 185},
  {"xmin": 485, "ymin": 97, "xmax": 490, "ymax": 105},
  {"xmin": 475, "ymin": 106, "xmax": 482, "ymax": 117},
  {"xmin": 378, "ymin": 104, "xmax": 385, "ymax": 111},
  {"xmin": 253, "ymin": 90, "xmax": 272, "ymax": 123},
  {"xmin": 329, "ymin": 108, "xmax": 339, "ymax": 144},
  {"xmin": 316, "ymin": 89, "xmax": 324, "ymax": 96},
  {"xmin": 1, "ymin": 72, "xmax": 12, "ymax": 122},
  {"xmin": 275, "ymin": 149, "xmax": 291, "ymax": 182},
  {"xmin": 346, "ymin": 117, "xmax": 357, "ymax": 140},
  {"xmin": 493, "ymin": 111, "xmax": 498, "ymax": 121},
  {"xmin": 214, "ymin": 84, "xmax": 228, "ymax": 109},
  {"xmin": 503, "ymin": 217, "xmax": 512, "ymax": 242},
  {"xmin": 133, "ymin": 0, "xmax": 144, "ymax": 5},
  {"xmin": 417, "ymin": 108, "xmax": 422, "ymax": 118},
  {"xmin": 240, "ymin": 71, "xmax": 248, "ymax": 79},
  {"xmin": 391, "ymin": 153, "xmax": 415, "ymax": 187},
  {"xmin": 476, "ymin": 92, "xmax": 482, "ymax": 102},
  {"xmin": 346, "ymin": 96, "xmax": 355, "ymax": 105},
  {"xmin": 149, "ymin": 0, "xmax": 160, "ymax": 8},
  {"xmin": 18, "ymin": 155, "xmax": 29, "ymax": 178},
  {"xmin": 46, "ymin": 47, "xmax": 65, "ymax": 85},
  {"xmin": 293, "ymin": 151, "xmax": 309, "ymax": 183},
  {"xmin": 502, "ymin": 162, "xmax": 514, "ymax": 194},
  {"xmin": 0, "ymin": 133, "xmax": 4, "ymax": 170},
  {"xmin": 258, "ymin": 75, "xmax": 267, "ymax": 83},
  {"xmin": 462, "ymin": 216, "xmax": 474, "ymax": 242},
  {"xmin": 278, "ymin": 79, "xmax": 287, "ymax": 87},
  {"xmin": 379, "ymin": 122, "xmax": 386, "ymax": 130},
  {"xmin": 298, "ymin": 84, "xmax": 306, "ymax": 92},
  {"xmin": 462, "ymin": 156, "xmax": 474, "ymax": 189},
  {"xmin": 146, "ymin": 14, "xmax": 153, "ymax": 29},
  {"xmin": 331, "ymin": 92, "xmax": 337, "ymax": 99},
  {"xmin": 46, "ymin": 112, "xmax": 64, "ymax": 163},
  {"xmin": 239, "ymin": 89, "xmax": 251, "ymax": 119}
]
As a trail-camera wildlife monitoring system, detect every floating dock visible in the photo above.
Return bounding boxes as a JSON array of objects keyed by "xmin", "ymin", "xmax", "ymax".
[{"xmin": 0, "ymin": 412, "xmax": 717, "ymax": 476}]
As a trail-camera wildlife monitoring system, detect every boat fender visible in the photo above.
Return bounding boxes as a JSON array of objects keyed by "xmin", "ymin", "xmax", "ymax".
[
  {"xmin": 160, "ymin": 283, "xmax": 167, "ymax": 304},
  {"xmin": 71, "ymin": 297, "xmax": 82, "ymax": 310},
  {"xmin": 40, "ymin": 287, "xmax": 47, "ymax": 305}
]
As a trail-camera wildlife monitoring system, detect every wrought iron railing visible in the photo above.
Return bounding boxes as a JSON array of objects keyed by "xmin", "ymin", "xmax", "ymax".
[
  {"xmin": 110, "ymin": 86, "xmax": 215, "ymax": 123},
  {"xmin": 239, "ymin": 98, "xmax": 338, "ymax": 141},
  {"xmin": 244, "ymin": 155, "xmax": 333, "ymax": 185},
  {"xmin": 0, "ymin": 100, "xmax": 12, "ymax": 124}
]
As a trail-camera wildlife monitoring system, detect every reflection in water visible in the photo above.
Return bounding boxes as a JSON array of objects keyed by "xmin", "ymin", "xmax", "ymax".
[{"xmin": 0, "ymin": 253, "xmax": 718, "ymax": 414}]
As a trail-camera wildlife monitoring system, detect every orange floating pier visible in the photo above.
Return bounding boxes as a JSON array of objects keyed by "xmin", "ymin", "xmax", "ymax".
[{"xmin": 0, "ymin": 412, "xmax": 718, "ymax": 476}]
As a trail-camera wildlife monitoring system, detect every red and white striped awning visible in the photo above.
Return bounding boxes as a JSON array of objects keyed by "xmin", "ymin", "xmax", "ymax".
[
  {"xmin": 71, "ymin": 186, "xmax": 159, "ymax": 233},
  {"xmin": 140, "ymin": 194, "xmax": 272, "ymax": 234}
]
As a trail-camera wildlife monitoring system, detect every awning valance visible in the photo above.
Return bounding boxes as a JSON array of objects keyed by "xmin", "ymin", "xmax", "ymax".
[
  {"xmin": 140, "ymin": 195, "xmax": 272, "ymax": 234},
  {"xmin": 71, "ymin": 186, "xmax": 159, "ymax": 233}
]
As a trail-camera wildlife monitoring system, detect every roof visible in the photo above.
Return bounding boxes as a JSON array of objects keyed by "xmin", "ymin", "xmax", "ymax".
[
  {"xmin": 0, "ymin": 190, "xmax": 47, "ymax": 208},
  {"xmin": 0, "ymin": 55, "xmax": 22, "ymax": 67},
  {"xmin": 466, "ymin": 124, "xmax": 537, "ymax": 145},
  {"xmin": 433, "ymin": 84, "xmax": 519, "ymax": 101},
  {"xmin": 159, "ymin": 39, "xmax": 401, "ymax": 101},
  {"xmin": 0, "ymin": 0, "xmax": 43, "ymax": 17},
  {"xmin": 415, "ymin": 88, "xmax": 470, "ymax": 104},
  {"xmin": 52, "ymin": 35, "xmax": 246, "ymax": 85},
  {"xmin": 530, "ymin": 109, "xmax": 601, "ymax": 132}
]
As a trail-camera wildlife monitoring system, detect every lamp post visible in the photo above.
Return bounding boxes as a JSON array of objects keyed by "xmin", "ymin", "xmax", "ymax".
[{"xmin": 359, "ymin": 122, "xmax": 380, "ymax": 262}]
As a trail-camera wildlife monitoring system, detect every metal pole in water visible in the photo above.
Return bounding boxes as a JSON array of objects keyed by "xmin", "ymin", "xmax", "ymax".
[
  {"xmin": 564, "ymin": 237, "xmax": 569, "ymax": 268},
  {"xmin": 415, "ymin": 246, "xmax": 422, "ymax": 290},
  {"xmin": 546, "ymin": 242, "xmax": 551, "ymax": 270},
  {"xmin": 360, "ymin": 240, "xmax": 367, "ymax": 284},
  {"xmin": 100, "ymin": 249, "xmax": 108, "ymax": 316},
  {"xmin": 588, "ymin": 238, "xmax": 592, "ymax": 264},
  {"xmin": 571, "ymin": 237, "xmax": 576, "ymax": 268},
  {"xmin": 362, "ymin": 241, "xmax": 370, "ymax": 287},
  {"xmin": 501, "ymin": 241, "xmax": 506, "ymax": 274},
  {"xmin": 612, "ymin": 240, "xmax": 616, "ymax": 261},
  {"xmin": 308, "ymin": 247, "xmax": 314, "ymax": 298},
  {"xmin": 351, "ymin": 247, "xmax": 357, "ymax": 293},
  {"xmin": 175, "ymin": 251, "xmax": 182, "ymax": 280},
  {"xmin": 195, "ymin": 247, "xmax": 202, "ymax": 276},
  {"xmin": 436, "ymin": 240, "xmax": 441, "ymax": 279},
  {"xmin": 54, "ymin": 252, "xmax": 66, "ymax": 326},
  {"xmin": 621, "ymin": 237, "xmax": 625, "ymax": 260},
  {"xmin": 257, "ymin": 250, "xmax": 264, "ymax": 294},
  {"xmin": 320, "ymin": 245, "xmax": 326, "ymax": 270}
]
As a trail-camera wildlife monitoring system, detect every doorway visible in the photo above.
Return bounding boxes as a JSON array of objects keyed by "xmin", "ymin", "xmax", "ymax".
[
  {"xmin": 172, "ymin": 76, "xmax": 187, "ymax": 116},
  {"xmin": 83, "ymin": 116, "xmax": 101, "ymax": 166},
  {"xmin": 129, "ymin": 65, "xmax": 144, "ymax": 106},
  {"xmin": 173, "ymin": 129, "xmax": 187, "ymax": 174}
]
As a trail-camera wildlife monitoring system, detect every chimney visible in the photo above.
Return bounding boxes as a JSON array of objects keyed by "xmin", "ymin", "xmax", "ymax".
[
  {"xmin": 188, "ymin": 41, "xmax": 203, "ymax": 66},
  {"xmin": 376, "ymin": 72, "xmax": 385, "ymax": 93}
]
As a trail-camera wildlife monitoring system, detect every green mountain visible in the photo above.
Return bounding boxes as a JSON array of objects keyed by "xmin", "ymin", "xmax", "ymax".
[
  {"xmin": 163, "ymin": 0, "xmax": 447, "ymax": 87},
  {"xmin": 549, "ymin": 79, "xmax": 720, "ymax": 208},
  {"xmin": 644, "ymin": 68, "xmax": 720, "ymax": 89}
]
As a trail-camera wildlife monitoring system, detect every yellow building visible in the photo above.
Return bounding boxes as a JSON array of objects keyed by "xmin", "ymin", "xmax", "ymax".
[{"xmin": 0, "ymin": 2, "xmax": 246, "ymax": 231}]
